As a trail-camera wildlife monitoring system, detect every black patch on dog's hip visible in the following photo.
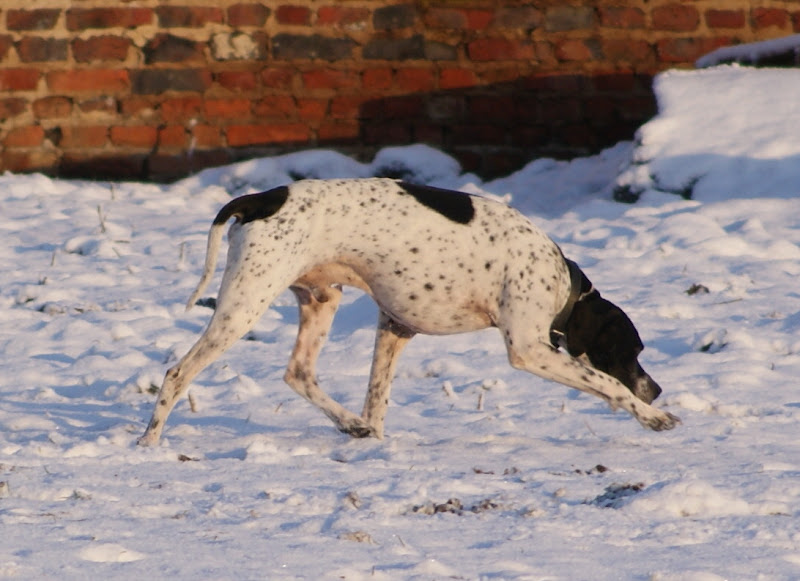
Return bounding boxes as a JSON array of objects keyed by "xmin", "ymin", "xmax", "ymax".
[
  {"xmin": 398, "ymin": 182, "xmax": 475, "ymax": 225},
  {"xmin": 214, "ymin": 186, "xmax": 291, "ymax": 226}
]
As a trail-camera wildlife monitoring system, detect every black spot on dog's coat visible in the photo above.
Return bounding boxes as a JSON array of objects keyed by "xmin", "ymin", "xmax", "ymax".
[
  {"xmin": 398, "ymin": 182, "xmax": 475, "ymax": 225},
  {"xmin": 213, "ymin": 186, "xmax": 291, "ymax": 226}
]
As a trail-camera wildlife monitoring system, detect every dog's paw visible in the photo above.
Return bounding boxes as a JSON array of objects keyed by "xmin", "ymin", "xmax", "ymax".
[
  {"xmin": 337, "ymin": 421, "xmax": 377, "ymax": 439},
  {"xmin": 645, "ymin": 411, "xmax": 681, "ymax": 432},
  {"xmin": 136, "ymin": 432, "xmax": 159, "ymax": 447}
]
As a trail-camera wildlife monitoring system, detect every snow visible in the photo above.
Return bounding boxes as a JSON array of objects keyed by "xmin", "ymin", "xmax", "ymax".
[
  {"xmin": 696, "ymin": 34, "xmax": 800, "ymax": 68},
  {"xmin": 2, "ymin": 65, "xmax": 800, "ymax": 580}
]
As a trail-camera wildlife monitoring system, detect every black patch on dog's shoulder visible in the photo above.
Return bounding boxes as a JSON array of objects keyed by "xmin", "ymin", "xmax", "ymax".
[
  {"xmin": 398, "ymin": 182, "xmax": 475, "ymax": 224},
  {"xmin": 214, "ymin": 186, "xmax": 290, "ymax": 226}
]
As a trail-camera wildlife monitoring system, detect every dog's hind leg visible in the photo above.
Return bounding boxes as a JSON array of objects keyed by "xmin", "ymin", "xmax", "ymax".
[
  {"xmin": 360, "ymin": 311, "xmax": 415, "ymax": 439},
  {"xmin": 284, "ymin": 285, "xmax": 377, "ymax": 438}
]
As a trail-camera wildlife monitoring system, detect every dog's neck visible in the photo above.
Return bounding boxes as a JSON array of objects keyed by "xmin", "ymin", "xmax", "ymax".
[{"xmin": 549, "ymin": 259, "xmax": 596, "ymax": 348}]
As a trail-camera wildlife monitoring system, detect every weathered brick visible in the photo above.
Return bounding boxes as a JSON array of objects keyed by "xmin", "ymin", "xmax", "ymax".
[
  {"xmin": 384, "ymin": 95, "xmax": 424, "ymax": 119},
  {"xmin": 317, "ymin": 6, "xmax": 369, "ymax": 29},
  {"xmin": 66, "ymin": 8, "xmax": 152, "ymax": 30},
  {"xmin": 4, "ymin": 126, "xmax": 44, "ymax": 148},
  {"xmin": 72, "ymin": 36, "xmax": 131, "ymax": 63},
  {"xmin": 253, "ymin": 95, "xmax": 297, "ymax": 118},
  {"xmin": 493, "ymin": 7, "xmax": 542, "ymax": 29},
  {"xmin": 545, "ymin": 6, "xmax": 595, "ymax": 32},
  {"xmin": 156, "ymin": 6, "xmax": 224, "ymax": 27},
  {"xmin": 7, "ymin": 9, "xmax": 61, "ymax": 31},
  {"xmin": 363, "ymin": 68, "xmax": 393, "ymax": 91},
  {"xmin": 216, "ymin": 71, "xmax": 258, "ymax": 92},
  {"xmin": 752, "ymin": 8, "xmax": 789, "ymax": 30},
  {"xmin": 130, "ymin": 69, "xmax": 211, "ymax": 95},
  {"xmin": 204, "ymin": 98, "xmax": 252, "ymax": 119},
  {"xmin": 556, "ymin": 39, "xmax": 603, "ymax": 62},
  {"xmin": 276, "ymin": 5, "xmax": 311, "ymax": 25},
  {"xmin": 0, "ymin": 36, "xmax": 12, "ymax": 60},
  {"xmin": 33, "ymin": 96, "xmax": 72, "ymax": 119},
  {"xmin": 3, "ymin": 150, "xmax": 59, "ymax": 173},
  {"xmin": 468, "ymin": 38, "xmax": 535, "ymax": 61},
  {"xmin": 705, "ymin": 9, "xmax": 746, "ymax": 29},
  {"xmin": 602, "ymin": 39, "xmax": 652, "ymax": 63},
  {"xmin": 302, "ymin": 69, "xmax": 360, "ymax": 91},
  {"xmin": 439, "ymin": 68, "xmax": 477, "ymax": 90},
  {"xmin": 111, "ymin": 126, "xmax": 158, "ymax": 148},
  {"xmin": 60, "ymin": 125, "xmax": 108, "ymax": 148},
  {"xmin": 374, "ymin": 4, "xmax": 416, "ymax": 30},
  {"xmin": 47, "ymin": 70, "xmax": 129, "ymax": 93},
  {"xmin": 120, "ymin": 97, "xmax": 156, "ymax": 117},
  {"xmin": 226, "ymin": 123, "xmax": 310, "ymax": 146},
  {"xmin": 79, "ymin": 97, "xmax": 116, "ymax": 115},
  {"xmin": 395, "ymin": 68, "xmax": 435, "ymax": 91},
  {"xmin": 599, "ymin": 7, "xmax": 645, "ymax": 29},
  {"xmin": 0, "ymin": 69, "xmax": 41, "ymax": 91},
  {"xmin": 364, "ymin": 35, "xmax": 425, "ymax": 60},
  {"xmin": 657, "ymin": 37, "xmax": 730, "ymax": 62},
  {"xmin": 211, "ymin": 32, "xmax": 268, "ymax": 61},
  {"xmin": 330, "ymin": 95, "xmax": 368, "ymax": 119},
  {"xmin": 652, "ymin": 4, "xmax": 700, "ymax": 32},
  {"xmin": 273, "ymin": 34, "xmax": 355, "ymax": 61},
  {"xmin": 16, "ymin": 37, "xmax": 68, "ymax": 62},
  {"xmin": 228, "ymin": 4, "xmax": 271, "ymax": 27},
  {"xmin": 363, "ymin": 121, "xmax": 411, "ymax": 145},
  {"xmin": 296, "ymin": 98, "xmax": 327, "ymax": 121},
  {"xmin": 144, "ymin": 34, "xmax": 205, "ymax": 64},
  {"xmin": 794, "ymin": 11, "xmax": 800, "ymax": 32},
  {"xmin": 469, "ymin": 96, "xmax": 515, "ymax": 120},
  {"xmin": 161, "ymin": 97, "xmax": 203, "ymax": 120},
  {"xmin": 424, "ymin": 41, "xmax": 458, "ymax": 61}
]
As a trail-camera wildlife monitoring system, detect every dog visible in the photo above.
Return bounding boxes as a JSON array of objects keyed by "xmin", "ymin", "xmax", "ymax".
[{"xmin": 138, "ymin": 178, "xmax": 679, "ymax": 446}]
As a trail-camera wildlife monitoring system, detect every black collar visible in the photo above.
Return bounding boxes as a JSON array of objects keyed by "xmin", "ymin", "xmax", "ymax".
[{"xmin": 549, "ymin": 259, "xmax": 595, "ymax": 348}]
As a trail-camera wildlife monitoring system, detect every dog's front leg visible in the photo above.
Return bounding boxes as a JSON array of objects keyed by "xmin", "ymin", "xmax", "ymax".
[
  {"xmin": 361, "ymin": 311, "xmax": 415, "ymax": 439},
  {"xmin": 504, "ymin": 339, "xmax": 680, "ymax": 431},
  {"xmin": 285, "ymin": 285, "xmax": 377, "ymax": 437}
]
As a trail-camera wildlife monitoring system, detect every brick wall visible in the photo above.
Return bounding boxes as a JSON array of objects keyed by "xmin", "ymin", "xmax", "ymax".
[{"xmin": 0, "ymin": 1, "xmax": 797, "ymax": 181}]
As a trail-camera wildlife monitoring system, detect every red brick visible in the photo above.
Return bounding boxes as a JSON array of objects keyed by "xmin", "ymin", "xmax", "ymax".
[
  {"xmin": 794, "ymin": 11, "xmax": 800, "ymax": 32},
  {"xmin": 652, "ymin": 4, "xmax": 700, "ymax": 32},
  {"xmin": 158, "ymin": 126, "xmax": 188, "ymax": 148},
  {"xmin": 46, "ymin": 70, "xmax": 129, "ymax": 93},
  {"xmin": 602, "ymin": 39, "xmax": 652, "ymax": 64},
  {"xmin": 556, "ymin": 39, "xmax": 602, "ymax": 62},
  {"xmin": 425, "ymin": 8, "xmax": 493, "ymax": 29},
  {"xmin": 468, "ymin": 38, "xmax": 535, "ymax": 61},
  {"xmin": 395, "ymin": 68, "xmax": 435, "ymax": 91},
  {"xmin": 318, "ymin": 122, "xmax": 359, "ymax": 142},
  {"xmin": 330, "ymin": 95, "xmax": 368, "ymax": 120},
  {"xmin": 363, "ymin": 68, "xmax": 393, "ymax": 91},
  {"xmin": 156, "ymin": 6, "xmax": 223, "ymax": 27},
  {"xmin": 7, "ymin": 9, "xmax": 61, "ymax": 31},
  {"xmin": 204, "ymin": 99, "xmax": 252, "ymax": 119},
  {"xmin": 79, "ymin": 97, "xmax": 116, "ymax": 115},
  {"xmin": 302, "ymin": 69, "xmax": 360, "ymax": 91},
  {"xmin": 228, "ymin": 4, "xmax": 271, "ymax": 27},
  {"xmin": 296, "ymin": 98, "xmax": 327, "ymax": 121},
  {"xmin": 252, "ymin": 95, "xmax": 297, "ymax": 118},
  {"xmin": 384, "ymin": 96, "xmax": 424, "ymax": 119},
  {"xmin": 66, "ymin": 8, "xmax": 153, "ymax": 30},
  {"xmin": 276, "ymin": 5, "xmax": 311, "ymax": 25},
  {"xmin": 4, "ymin": 126, "xmax": 44, "ymax": 148},
  {"xmin": 0, "ymin": 36, "xmax": 12, "ymax": 60},
  {"xmin": 120, "ymin": 97, "xmax": 155, "ymax": 117},
  {"xmin": 493, "ymin": 7, "xmax": 542, "ymax": 30},
  {"xmin": 110, "ymin": 126, "xmax": 158, "ymax": 148},
  {"xmin": 752, "ymin": 8, "xmax": 789, "ymax": 30},
  {"xmin": 600, "ymin": 7, "xmax": 645, "ymax": 29},
  {"xmin": 317, "ymin": 6, "xmax": 369, "ymax": 28},
  {"xmin": 216, "ymin": 71, "xmax": 257, "ymax": 92},
  {"xmin": 161, "ymin": 97, "xmax": 203, "ymax": 120},
  {"xmin": 261, "ymin": 68, "xmax": 294, "ymax": 88},
  {"xmin": 440, "ymin": 68, "xmax": 477, "ymax": 90},
  {"xmin": 33, "ymin": 96, "xmax": 72, "ymax": 119},
  {"xmin": 705, "ymin": 10, "xmax": 746, "ymax": 29},
  {"xmin": 191, "ymin": 125, "xmax": 223, "ymax": 148},
  {"xmin": 0, "ymin": 69, "xmax": 41, "ymax": 91},
  {"xmin": 2, "ymin": 150, "xmax": 59, "ymax": 173},
  {"xmin": 226, "ymin": 123, "xmax": 310, "ymax": 146},
  {"xmin": 60, "ymin": 125, "xmax": 108, "ymax": 148},
  {"xmin": 72, "ymin": 36, "xmax": 131, "ymax": 63}
]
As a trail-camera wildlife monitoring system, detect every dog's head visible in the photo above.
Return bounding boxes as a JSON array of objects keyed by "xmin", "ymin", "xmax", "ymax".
[{"xmin": 565, "ymin": 293, "xmax": 662, "ymax": 404}]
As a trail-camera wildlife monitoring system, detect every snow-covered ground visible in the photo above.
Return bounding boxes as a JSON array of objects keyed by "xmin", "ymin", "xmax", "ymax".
[{"xmin": 1, "ymin": 65, "xmax": 800, "ymax": 580}]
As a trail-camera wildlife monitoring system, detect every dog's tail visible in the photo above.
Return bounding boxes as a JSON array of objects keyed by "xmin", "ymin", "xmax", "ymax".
[
  {"xmin": 185, "ymin": 219, "xmax": 227, "ymax": 311},
  {"xmin": 185, "ymin": 188, "xmax": 291, "ymax": 311}
]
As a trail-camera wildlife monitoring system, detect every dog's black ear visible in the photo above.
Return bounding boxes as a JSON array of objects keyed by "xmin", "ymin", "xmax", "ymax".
[{"xmin": 565, "ymin": 295, "xmax": 643, "ymax": 362}]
